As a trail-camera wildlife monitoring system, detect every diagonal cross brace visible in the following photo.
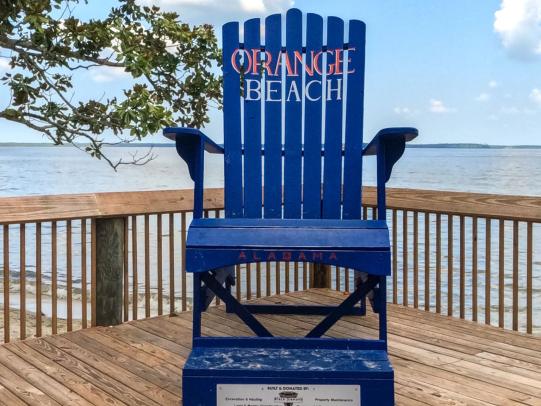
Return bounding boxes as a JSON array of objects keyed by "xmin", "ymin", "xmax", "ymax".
[
  {"xmin": 306, "ymin": 275, "xmax": 379, "ymax": 338},
  {"xmin": 199, "ymin": 272, "xmax": 273, "ymax": 337}
]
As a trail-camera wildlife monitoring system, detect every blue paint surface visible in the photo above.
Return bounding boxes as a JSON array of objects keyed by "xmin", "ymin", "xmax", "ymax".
[
  {"xmin": 185, "ymin": 347, "xmax": 392, "ymax": 377},
  {"xmin": 165, "ymin": 8, "xmax": 418, "ymax": 405}
]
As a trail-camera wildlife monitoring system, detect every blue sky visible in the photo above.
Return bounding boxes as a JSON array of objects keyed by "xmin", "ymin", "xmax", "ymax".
[{"xmin": 1, "ymin": 0, "xmax": 541, "ymax": 145}]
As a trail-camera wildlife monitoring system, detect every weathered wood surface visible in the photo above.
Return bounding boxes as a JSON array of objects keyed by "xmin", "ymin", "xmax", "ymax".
[
  {"xmin": 1, "ymin": 289, "xmax": 540, "ymax": 405},
  {"xmin": 0, "ymin": 189, "xmax": 225, "ymax": 224},
  {"xmin": 95, "ymin": 218, "xmax": 125, "ymax": 326},
  {"xmin": 0, "ymin": 187, "xmax": 539, "ymax": 224},
  {"xmin": 363, "ymin": 187, "xmax": 541, "ymax": 222}
]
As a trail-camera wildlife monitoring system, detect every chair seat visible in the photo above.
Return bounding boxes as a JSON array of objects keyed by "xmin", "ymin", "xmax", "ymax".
[{"xmin": 186, "ymin": 218, "xmax": 391, "ymax": 275}]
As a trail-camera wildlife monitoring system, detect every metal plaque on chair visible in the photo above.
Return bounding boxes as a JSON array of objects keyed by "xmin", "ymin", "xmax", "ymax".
[{"xmin": 217, "ymin": 384, "xmax": 360, "ymax": 406}]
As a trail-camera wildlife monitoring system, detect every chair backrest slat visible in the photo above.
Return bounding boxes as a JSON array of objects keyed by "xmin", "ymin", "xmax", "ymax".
[
  {"xmin": 283, "ymin": 9, "xmax": 303, "ymax": 219},
  {"xmin": 222, "ymin": 22, "xmax": 243, "ymax": 218},
  {"xmin": 263, "ymin": 13, "xmax": 283, "ymax": 219},
  {"xmin": 302, "ymin": 13, "xmax": 324, "ymax": 219},
  {"xmin": 243, "ymin": 18, "xmax": 263, "ymax": 217},
  {"xmin": 342, "ymin": 20, "xmax": 366, "ymax": 219},
  {"xmin": 222, "ymin": 9, "xmax": 366, "ymax": 220},
  {"xmin": 322, "ymin": 16, "xmax": 345, "ymax": 219}
]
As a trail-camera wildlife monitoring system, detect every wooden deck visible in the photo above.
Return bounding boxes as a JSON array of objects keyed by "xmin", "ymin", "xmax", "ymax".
[{"xmin": 0, "ymin": 289, "xmax": 539, "ymax": 405}]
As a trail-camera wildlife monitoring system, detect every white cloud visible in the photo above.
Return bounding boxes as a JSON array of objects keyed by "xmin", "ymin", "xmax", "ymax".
[
  {"xmin": 89, "ymin": 66, "xmax": 130, "ymax": 83},
  {"xmin": 429, "ymin": 99, "xmax": 456, "ymax": 114},
  {"xmin": 530, "ymin": 87, "xmax": 541, "ymax": 105},
  {"xmin": 494, "ymin": 0, "xmax": 541, "ymax": 60},
  {"xmin": 393, "ymin": 107, "xmax": 411, "ymax": 115},
  {"xmin": 500, "ymin": 106, "xmax": 520, "ymax": 114},
  {"xmin": 489, "ymin": 80, "xmax": 499, "ymax": 88},
  {"xmin": 476, "ymin": 93, "xmax": 491, "ymax": 102},
  {"xmin": 139, "ymin": 0, "xmax": 293, "ymax": 26}
]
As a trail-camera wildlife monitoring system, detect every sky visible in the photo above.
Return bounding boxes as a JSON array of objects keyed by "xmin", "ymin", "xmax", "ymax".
[{"xmin": 1, "ymin": 0, "xmax": 541, "ymax": 145}]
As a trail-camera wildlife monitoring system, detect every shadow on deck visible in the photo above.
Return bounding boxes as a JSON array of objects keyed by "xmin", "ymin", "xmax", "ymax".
[{"xmin": 0, "ymin": 289, "xmax": 540, "ymax": 405}]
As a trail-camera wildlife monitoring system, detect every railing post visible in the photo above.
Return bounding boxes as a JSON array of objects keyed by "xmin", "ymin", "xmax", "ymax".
[
  {"xmin": 95, "ymin": 217, "xmax": 125, "ymax": 326},
  {"xmin": 311, "ymin": 263, "xmax": 331, "ymax": 288}
]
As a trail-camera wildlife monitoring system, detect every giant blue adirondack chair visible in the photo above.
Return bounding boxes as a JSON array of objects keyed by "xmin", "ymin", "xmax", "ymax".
[{"xmin": 165, "ymin": 8, "xmax": 417, "ymax": 406}]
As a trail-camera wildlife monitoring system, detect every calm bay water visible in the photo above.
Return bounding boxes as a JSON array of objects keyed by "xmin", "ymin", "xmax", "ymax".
[
  {"xmin": 0, "ymin": 145, "xmax": 540, "ymax": 331},
  {"xmin": 1, "ymin": 145, "xmax": 540, "ymax": 197}
]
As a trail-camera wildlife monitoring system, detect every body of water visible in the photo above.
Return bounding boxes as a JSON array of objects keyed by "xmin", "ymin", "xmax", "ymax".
[
  {"xmin": 1, "ymin": 145, "xmax": 540, "ymax": 197},
  {"xmin": 0, "ymin": 145, "xmax": 540, "ymax": 332}
]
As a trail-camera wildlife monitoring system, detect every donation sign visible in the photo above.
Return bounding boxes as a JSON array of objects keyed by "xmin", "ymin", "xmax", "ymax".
[{"xmin": 217, "ymin": 384, "xmax": 360, "ymax": 406}]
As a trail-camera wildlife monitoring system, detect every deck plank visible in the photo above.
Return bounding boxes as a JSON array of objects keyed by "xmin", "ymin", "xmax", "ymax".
[
  {"xmin": 0, "ymin": 289, "xmax": 539, "ymax": 405},
  {"xmin": 5, "ymin": 341, "xmax": 122, "ymax": 406},
  {"xmin": 0, "ymin": 346, "xmax": 91, "ymax": 406}
]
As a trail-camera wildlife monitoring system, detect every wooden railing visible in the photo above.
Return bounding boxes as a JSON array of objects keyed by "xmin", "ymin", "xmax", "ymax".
[{"xmin": 0, "ymin": 187, "xmax": 539, "ymax": 343}]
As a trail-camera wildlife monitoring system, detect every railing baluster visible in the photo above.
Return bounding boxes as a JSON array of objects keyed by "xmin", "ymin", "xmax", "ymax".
[
  {"xmin": 256, "ymin": 262, "xmax": 262, "ymax": 298},
  {"xmin": 499, "ymin": 219, "xmax": 504, "ymax": 328},
  {"xmin": 144, "ymin": 214, "xmax": 150, "ymax": 318},
  {"xmin": 81, "ymin": 220, "xmax": 87, "ymax": 328},
  {"xmin": 472, "ymin": 216, "xmax": 478, "ymax": 322},
  {"xmin": 132, "ymin": 216, "xmax": 138, "ymax": 320},
  {"xmin": 284, "ymin": 262, "xmax": 289, "ymax": 294},
  {"xmin": 91, "ymin": 219, "xmax": 97, "ymax": 327},
  {"xmin": 403, "ymin": 210, "xmax": 408, "ymax": 306},
  {"xmin": 392, "ymin": 209, "xmax": 397, "ymax": 304},
  {"xmin": 413, "ymin": 211, "xmax": 418, "ymax": 308},
  {"xmin": 335, "ymin": 265, "xmax": 340, "ymax": 291},
  {"xmin": 276, "ymin": 261, "xmax": 281, "ymax": 295},
  {"xmin": 485, "ymin": 218, "xmax": 491, "ymax": 326},
  {"xmin": 274, "ymin": 261, "xmax": 282, "ymax": 295},
  {"xmin": 169, "ymin": 213, "xmax": 175, "ymax": 314},
  {"xmin": 52, "ymin": 220, "xmax": 58, "ymax": 334},
  {"xmin": 424, "ymin": 212, "xmax": 430, "ymax": 311},
  {"xmin": 526, "ymin": 222, "xmax": 533, "ymax": 334},
  {"xmin": 36, "ymin": 222, "xmax": 42, "ymax": 336},
  {"xmin": 181, "ymin": 212, "xmax": 187, "ymax": 311},
  {"xmin": 303, "ymin": 262, "xmax": 308, "ymax": 291},
  {"xmin": 3, "ymin": 225, "xmax": 10, "ymax": 343},
  {"xmin": 436, "ymin": 213, "xmax": 441, "ymax": 314},
  {"xmin": 293, "ymin": 262, "xmax": 298, "ymax": 292},
  {"xmin": 460, "ymin": 215, "xmax": 465, "ymax": 319},
  {"xmin": 345, "ymin": 267, "xmax": 350, "ymax": 293},
  {"xmin": 247, "ymin": 264, "xmax": 252, "ymax": 299},
  {"xmin": 67, "ymin": 220, "xmax": 73, "ymax": 332},
  {"xmin": 448, "ymin": 215, "xmax": 453, "ymax": 317},
  {"xmin": 266, "ymin": 262, "xmax": 271, "ymax": 297},
  {"xmin": 123, "ymin": 217, "xmax": 129, "ymax": 321},
  {"xmin": 19, "ymin": 224, "xmax": 26, "ymax": 340},
  {"xmin": 512, "ymin": 220, "xmax": 519, "ymax": 331},
  {"xmin": 157, "ymin": 213, "xmax": 163, "ymax": 316}
]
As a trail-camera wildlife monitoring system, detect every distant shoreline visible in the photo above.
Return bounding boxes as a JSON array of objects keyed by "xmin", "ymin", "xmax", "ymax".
[{"xmin": 1, "ymin": 142, "xmax": 540, "ymax": 149}]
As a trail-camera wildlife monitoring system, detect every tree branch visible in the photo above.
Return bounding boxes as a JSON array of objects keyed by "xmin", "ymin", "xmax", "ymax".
[{"xmin": 0, "ymin": 36, "xmax": 125, "ymax": 68}]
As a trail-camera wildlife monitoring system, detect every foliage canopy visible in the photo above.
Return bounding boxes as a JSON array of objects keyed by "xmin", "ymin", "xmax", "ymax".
[{"xmin": 0, "ymin": 0, "xmax": 221, "ymax": 168}]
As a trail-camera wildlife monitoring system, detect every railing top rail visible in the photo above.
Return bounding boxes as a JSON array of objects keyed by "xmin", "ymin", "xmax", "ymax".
[
  {"xmin": 364, "ymin": 187, "xmax": 541, "ymax": 223},
  {"xmin": 0, "ymin": 189, "xmax": 225, "ymax": 224},
  {"xmin": 0, "ymin": 187, "xmax": 539, "ymax": 224}
]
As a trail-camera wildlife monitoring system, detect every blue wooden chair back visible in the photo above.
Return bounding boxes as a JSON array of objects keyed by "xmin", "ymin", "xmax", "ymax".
[{"xmin": 223, "ymin": 9, "xmax": 366, "ymax": 220}]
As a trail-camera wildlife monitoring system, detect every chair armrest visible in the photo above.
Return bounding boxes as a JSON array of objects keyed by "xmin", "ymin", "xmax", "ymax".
[
  {"xmin": 163, "ymin": 127, "xmax": 224, "ymax": 218},
  {"xmin": 163, "ymin": 127, "xmax": 224, "ymax": 182},
  {"xmin": 363, "ymin": 127, "xmax": 418, "ymax": 182},
  {"xmin": 363, "ymin": 127, "xmax": 418, "ymax": 220}
]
